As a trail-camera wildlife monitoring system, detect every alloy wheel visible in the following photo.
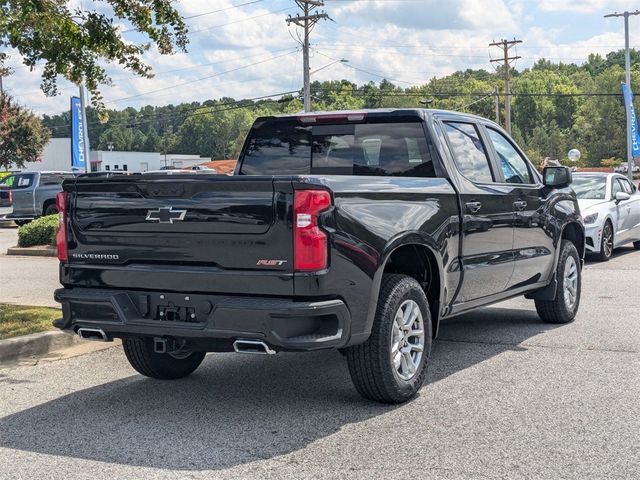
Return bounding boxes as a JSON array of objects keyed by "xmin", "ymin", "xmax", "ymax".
[
  {"xmin": 390, "ymin": 299, "xmax": 425, "ymax": 381},
  {"xmin": 563, "ymin": 255, "xmax": 578, "ymax": 311}
]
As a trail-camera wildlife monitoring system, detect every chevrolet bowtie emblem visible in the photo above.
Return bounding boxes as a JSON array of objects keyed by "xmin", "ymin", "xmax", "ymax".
[{"xmin": 145, "ymin": 207, "xmax": 187, "ymax": 224}]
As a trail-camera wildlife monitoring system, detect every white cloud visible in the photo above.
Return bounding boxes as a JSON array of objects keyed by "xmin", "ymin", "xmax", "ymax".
[{"xmin": 537, "ymin": 0, "xmax": 627, "ymax": 14}]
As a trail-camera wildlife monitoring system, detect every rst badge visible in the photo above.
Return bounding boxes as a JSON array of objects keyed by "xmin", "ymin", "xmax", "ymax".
[
  {"xmin": 256, "ymin": 259, "xmax": 288, "ymax": 266},
  {"xmin": 146, "ymin": 207, "xmax": 187, "ymax": 224}
]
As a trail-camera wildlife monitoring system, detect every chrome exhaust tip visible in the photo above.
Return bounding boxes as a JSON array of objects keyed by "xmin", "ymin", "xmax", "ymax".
[
  {"xmin": 77, "ymin": 327, "xmax": 109, "ymax": 342},
  {"xmin": 233, "ymin": 339, "xmax": 276, "ymax": 355}
]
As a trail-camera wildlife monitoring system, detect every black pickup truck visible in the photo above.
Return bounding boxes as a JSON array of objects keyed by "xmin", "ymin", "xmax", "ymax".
[{"xmin": 54, "ymin": 109, "xmax": 584, "ymax": 404}]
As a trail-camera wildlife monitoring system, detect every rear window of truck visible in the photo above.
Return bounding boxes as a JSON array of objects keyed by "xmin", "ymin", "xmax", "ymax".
[{"xmin": 239, "ymin": 120, "xmax": 435, "ymax": 177}]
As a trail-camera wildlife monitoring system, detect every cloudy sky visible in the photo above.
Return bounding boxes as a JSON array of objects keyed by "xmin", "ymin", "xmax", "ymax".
[{"xmin": 3, "ymin": 0, "xmax": 640, "ymax": 115}]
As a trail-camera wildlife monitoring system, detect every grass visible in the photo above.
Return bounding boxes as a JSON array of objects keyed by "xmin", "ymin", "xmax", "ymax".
[{"xmin": 0, "ymin": 304, "xmax": 60, "ymax": 340}]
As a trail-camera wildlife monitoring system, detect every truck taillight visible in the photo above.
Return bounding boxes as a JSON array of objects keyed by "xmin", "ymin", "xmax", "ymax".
[
  {"xmin": 55, "ymin": 192, "xmax": 68, "ymax": 262},
  {"xmin": 7, "ymin": 190, "xmax": 12, "ymax": 204},
  {"xmin": 294, "ymin": 190, "xmax": 331, "ymax": 272}
]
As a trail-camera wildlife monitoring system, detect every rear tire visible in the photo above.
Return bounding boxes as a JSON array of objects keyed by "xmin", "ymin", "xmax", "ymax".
[
  {"xmin": 596, "ymin": 220, "xmax": 613, "ymax": 261},
  {"xmin": 43, "ymin": 203, "xmax": 58, "ymax": 215},
  {"xmin": 14, "ymin": 220, "xmax": 31, "ymax": 227},
  {"xmin": 346, "ymin": 274, "xmax": 432, "ymax": 404},
  {"xmin": 122, "ymin": 337, "xmax": 206, "ymax": 380},
  {"xmin": 535, "ymin": 240, "xmax": 581, "ymax": 324},
  {"xmin": 633, "ymin": 241, "xmax": 640, "ymax": 250}
]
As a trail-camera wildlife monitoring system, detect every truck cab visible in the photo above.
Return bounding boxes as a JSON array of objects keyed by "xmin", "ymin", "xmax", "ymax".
[{"xmin": 0, "ymin": 171, "xmax": 74, "ymax": 225}]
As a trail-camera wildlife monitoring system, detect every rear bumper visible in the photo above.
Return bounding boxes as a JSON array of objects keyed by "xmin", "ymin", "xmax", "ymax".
[
  {"xmin": 54, "ymin": 288, "xmax": 351, "ymax": 352},
  {"xmin": 0, "ymin": 205, "xmax": 13, "ymax": 218}
]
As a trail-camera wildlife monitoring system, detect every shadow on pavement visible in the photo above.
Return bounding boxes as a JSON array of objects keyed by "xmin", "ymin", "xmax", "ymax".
[{"xmin": 0, "ymin": 306, "xmax": 563, "ymax": 471}]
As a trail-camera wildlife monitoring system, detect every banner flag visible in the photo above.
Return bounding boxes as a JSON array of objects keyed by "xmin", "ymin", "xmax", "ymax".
[
  {"xmin": 621, "ymin": 82, "xmax": 640, "ymax": 158},
  {"xmin": 70, "ymin": 96, "xmax": 86, "ymax": 169}
]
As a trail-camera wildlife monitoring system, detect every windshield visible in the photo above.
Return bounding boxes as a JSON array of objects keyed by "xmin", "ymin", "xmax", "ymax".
[{"xmin": 572, "ymin": 176, "xmax": 607, "ymax": 199}]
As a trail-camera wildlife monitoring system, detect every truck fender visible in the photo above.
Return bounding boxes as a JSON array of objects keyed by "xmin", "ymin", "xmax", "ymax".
[{"xmin": 363, "ymin": 233, "xmax": 446, "ymax": 340}]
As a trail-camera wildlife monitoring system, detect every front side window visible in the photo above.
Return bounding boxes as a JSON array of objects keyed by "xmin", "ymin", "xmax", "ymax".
[
  {"xmin": 612, "ymin": 178, "xmax": 622, "ymax": 198},
  {"xmin": 486, "ymin": 128, "xmax": 533, "ymax": 184},
  {"xmin": 619, "ymin": 178, "xmax": 633, "ymax": 194},
  {"xmin": 443, "ymin": 122, "xmax": 493, "ymax": 183}
]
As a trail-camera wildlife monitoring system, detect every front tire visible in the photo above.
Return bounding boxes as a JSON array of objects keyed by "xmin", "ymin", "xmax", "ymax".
[
  {"xmin": 633, "ymin": 241, "xmax": 640, "ymax": 250},
  {"xmin": 596, "ymin": 220, "xmax": 613, "ymax": 261},
  {"xmin": 122, "ymin": 337, "xmax": 206, "ymax": 380},
  {"xmin": 346, "ymin": 274, "xmax": 432, "ymax": 404},
  {"xmin": 535, "ymin": 240, "xmax": 581, "ymax": 324}
]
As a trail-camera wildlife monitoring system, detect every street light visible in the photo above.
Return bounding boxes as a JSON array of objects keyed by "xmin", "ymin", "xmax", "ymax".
[{"xmin": 310, "ymin": 58, "xmax": 348, "ymax": 76}]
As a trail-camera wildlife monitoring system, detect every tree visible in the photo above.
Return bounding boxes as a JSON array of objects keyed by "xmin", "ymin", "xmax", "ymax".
[
  {"xmin": 0, "ymin": 0, "xmax": 188, "ymax": 119},
  {"xmin": 0, "ymin": 93, "xmax": 50, "ymax": 170}
]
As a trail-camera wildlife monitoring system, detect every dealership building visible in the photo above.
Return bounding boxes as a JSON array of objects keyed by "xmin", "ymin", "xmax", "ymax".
[{"xmin": 13, "ymin": 138, "xmax": 210, "ymax": 173}]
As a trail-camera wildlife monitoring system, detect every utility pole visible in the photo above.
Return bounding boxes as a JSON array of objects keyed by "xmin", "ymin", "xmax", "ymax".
[
  {"xmin": 605, "ymin": 10, "xmax": 640, "ymax": 182},
  {"xmin": 286, "ymin": 1, "xmax": 329, "ymax": 112},
  {"xmin": 490, "ymin": 38, "xmax": 522, "ymax": 134}
]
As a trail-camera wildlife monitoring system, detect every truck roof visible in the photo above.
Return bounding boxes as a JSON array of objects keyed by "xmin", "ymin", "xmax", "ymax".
[{"xmin": 266, "ymin": 108, "xmax": 497, "ymax": 126}]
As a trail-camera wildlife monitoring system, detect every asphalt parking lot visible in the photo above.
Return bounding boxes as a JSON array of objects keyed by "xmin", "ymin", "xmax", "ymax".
[{"xmin": 0, "ymin": 226, "xmax": 639, "ymax": 479}]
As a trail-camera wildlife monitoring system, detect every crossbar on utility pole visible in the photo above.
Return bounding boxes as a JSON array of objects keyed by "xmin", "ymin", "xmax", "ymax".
[
  {"xmin": 286, "ymin": 0, "xmax": 329, "ymax": 112},
  {"xmin": 490, "ymin": 38, "xmax": 522, "ymax": 134},
  {"xmin": 605, "ymin": 10, "xmax": 640, "ymax": 182}
]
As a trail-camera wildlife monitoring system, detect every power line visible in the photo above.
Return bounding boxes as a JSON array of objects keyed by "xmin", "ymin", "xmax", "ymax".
[
  {"xmin": 104, "ymin": 50, "xmax": 298, "ymax": 104},
  {"xmin": 45, "ymin": 90, "xmax": 302, "ymax": 132}
]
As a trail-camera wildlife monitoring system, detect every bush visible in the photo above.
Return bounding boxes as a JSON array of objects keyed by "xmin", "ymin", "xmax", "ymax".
[{"xmin": 17, "ymin": 215, "xmax": 59, "ymax": 247}]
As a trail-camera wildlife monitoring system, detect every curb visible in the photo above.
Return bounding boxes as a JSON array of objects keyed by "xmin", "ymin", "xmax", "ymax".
[
  {"xmin": 6, "ymin": 246, "xmax": 57, "ymax": 257},
  {"xmin": 0, "ymin": 330, "xmax": 81, "ymax": 363}
]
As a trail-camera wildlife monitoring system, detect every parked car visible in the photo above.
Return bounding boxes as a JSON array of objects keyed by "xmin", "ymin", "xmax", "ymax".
[
  {"xmin": 572, "ymin": 172, "xmax": 640, "ymax": 261},
  {"xmin": 53, "ymin": 109, "xmax": 585, "ymax": 404},
  {"xmin": 614, "ymin": 162, "xmax": 640, "ymax": 174},
  {"xmin": 0, "ymin": 171, "xmax": 74, "ymax": 225}
]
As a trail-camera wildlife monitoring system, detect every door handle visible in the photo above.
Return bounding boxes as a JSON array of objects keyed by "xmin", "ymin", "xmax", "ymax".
[
  {"xmin": 514, "ymin": 200, "xmax": 527, "ymax": 211},
  {"xmin": 465, "ymin": 201, "xmax": 482, "ymax": 214}
]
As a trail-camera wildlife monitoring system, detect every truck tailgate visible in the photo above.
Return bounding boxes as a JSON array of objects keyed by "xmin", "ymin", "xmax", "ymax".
[{"xmin": 63, "ymin": 175, "xmax": 295, "ymax": 295}]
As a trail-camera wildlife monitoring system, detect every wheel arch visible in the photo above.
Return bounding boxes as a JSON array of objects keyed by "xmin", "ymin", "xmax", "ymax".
[
  {"xmin": 42, "ymin": 198, "xmax": 57, "ymax": 215},
  {"xmin": 561, "ymin": 221, "xmax": 586, "ymax": 261},
  {"xmin": 366, "ymin": 237, "xmax": 445, "ymax": 340}
]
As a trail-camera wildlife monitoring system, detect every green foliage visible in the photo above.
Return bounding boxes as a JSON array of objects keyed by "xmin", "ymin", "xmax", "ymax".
[
  {"xmin": 0, "ymin": 0, "xmax": 188, "ymax": 119},
  {"xmin": 0, "ymin": 93, "xmax": 50, "ymax": 170},
  {"xmin": 601, "ymin": 158, "xmax": 622, "ymax": 168},
  {"xmin": 38, "ymin": 49, "xmax": 640, "ymax": 165},
  {"xmin": 17, "ymin": 215, "xmax": 59, "ymax": 247}
]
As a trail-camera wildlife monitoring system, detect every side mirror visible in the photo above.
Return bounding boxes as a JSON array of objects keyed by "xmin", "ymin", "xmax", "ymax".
[
  {"xmin": 543, "ymin": 166, "xmax": 572, "ymax": 188},
  {"xmin": 615, "ymin": 191, "xmax": 631, "ymax": 202}
]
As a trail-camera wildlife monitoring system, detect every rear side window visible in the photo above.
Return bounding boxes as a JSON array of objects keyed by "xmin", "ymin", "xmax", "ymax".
[
  {"xmin": 40, "ymin": 175, "xmax": 64, "ymax": 185},
  {"xmin": 443, "ymin": 122, "xmax": 493, "ymax": 183},
  {"xmin": 240, "ymin": 120, "xmax": 435, "ymax": 177},
  {"xmin": 13, "ymin": 174, "xmax": 34, "ymax": 189}
]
